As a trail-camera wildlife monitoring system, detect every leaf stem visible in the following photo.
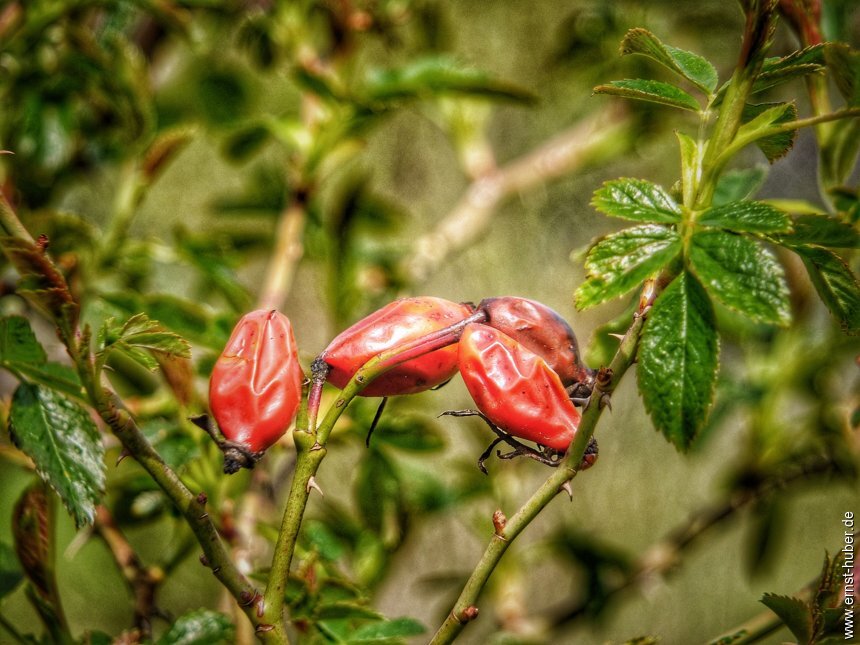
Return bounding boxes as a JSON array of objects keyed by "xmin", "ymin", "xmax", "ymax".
[{"xmin": 429, "ymin": 311, "xmax": 646, "ymax": 645}]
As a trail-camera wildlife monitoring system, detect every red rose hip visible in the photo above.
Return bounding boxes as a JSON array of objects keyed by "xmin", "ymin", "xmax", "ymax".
[
  {"xmin": 458, "ymin": 323, "xmax": 581, "ymax": 451},
  {"xmin": 209, "ymin": 310, "xmax": 304, "ymax": 464}
]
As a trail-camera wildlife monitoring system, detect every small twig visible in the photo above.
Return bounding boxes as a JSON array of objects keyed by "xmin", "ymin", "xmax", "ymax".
[
  {"xmin": 404, "ymin": 106, "xmax": 630, "ymax": 283},
  {"xmin": 258, "ymin": 198, "xmax": 307, "ymax": 311},
  {"xmin": 546, "ymin": 455, "xmax": 841, "ymax": 628},
  {"xmin": 93, "ymin": 506, "xmax": 163, "ymax": 639}
]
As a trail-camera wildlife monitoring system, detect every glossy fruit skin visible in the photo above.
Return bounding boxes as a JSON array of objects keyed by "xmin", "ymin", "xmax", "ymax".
[
  {"xmin": 458, "ymin": 323, "xmax": 581, "ymax": 451},
  {"xmin": 209, "ymin": 310, "xmax": 303, "ymax": 453},
  {"xmin": 322, "ymin": 297, "xmax": 474, "ymax": 397},
  {"xmin": 477, "ymin": 297, "xmax": 589, "ymax": 388}
]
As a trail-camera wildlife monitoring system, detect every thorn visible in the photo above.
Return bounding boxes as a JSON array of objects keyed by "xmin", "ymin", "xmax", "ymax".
[
  {"xmin": 600, "ymin": 393, "xmax": 612, "ymax": 411},
  {"xmin": 608, "ymin": 333, "xmax": 625, "ymax": 341},
  {"xmin": 306, "ymin": 476, "xmax": 324, "ymax": 497},
  {"xmin": 560, "ymin": 481, "xmax": 573, "ymax": 500},
  {"xmin": 116, "ymin": 449, "xmax": 131, "ymax": 466},
  {"xmin": 255, "ymin": 624, "xmax": 275, "ymax": 633},
  {"xmin": 256, "ymin": 598, "xmax": 265, "ymax": 617}
]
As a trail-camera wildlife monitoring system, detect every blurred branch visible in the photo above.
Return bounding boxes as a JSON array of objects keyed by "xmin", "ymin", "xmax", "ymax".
[
  {"xmin": 430, "ymin": 308, "xmax": 646, "ymax": 644},
  {"xmin": 93, "ymin": 505, "xmax": 164, "ymax": 640},
  {"xmin": 703, "ymin": 607, "xmax": 784, "ymax": 645},
  {"xmin": 404, "ymin": 105, "xmax": 631, "ymax": 284},
  {"xmin": 257, "ymin": 198, "xmax": 307, "ymax": 311},
  {"xmin": 547, "ymin": 455, "xmax": 843, "ymax": 628}
]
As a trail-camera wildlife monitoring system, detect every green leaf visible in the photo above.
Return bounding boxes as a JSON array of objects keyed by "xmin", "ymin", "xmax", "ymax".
[
  {"xmin": 355, "ymin": 451, "xmax": 402, "ymax": 536},
  {"xmin": 739, "ymin": 102, "xmax": 798, "ymax": 162},
  {"xmin": 698, "ymin": 201, "xmax": 791, "ymax": 233},
  {"xmin": 576, "ymin": 225, "xmax": 681, "ymax": 309},
  {"xmin": 0, "ymin": 317, "xmax": 83, "ymax": 398},
  {"xmin": 712, "ymin": 167, "xmax": 767, "ymax": 206},
  {"xmin": 593, "ymin": 79, "xmax": 701, "ymax": 111},
  {"xmin": 303, "ymin": 520, "xmax": 347, "ymax": 562},
  {"xmin": 638, "ymin": 272, "xmax": 718, "ymax": 451},
  {"xmin": 825, "ymin": 43, "xmax": 860, "ymax": 106},
  {"xmin": 363, "ymin": 57, "xmax": 536, "ymax": 105},
  {"xmin": 348, "ymin": 617, "xmax": 425, "ymax": 642},
  {"xmin": 753, "ymin": 45, "xmax": 826, "ymax": 94},
  {"xmin": 591, "ymin": 178, "xmax": 682, "ymax": 223},
  {"xmin": 689, "ymin": 230, "xmax": 791, "ymax": 326},
  {"xmin": 316, "ymin": 602, "xmax": 382, "ymax": 621},
  {"xmin": 794, "ymin": 246, "xmax": 860, "ymax": 333},
  {"xmin": 0, "ymin": 316, "xmax": 47, "ymax": 364},
  {"xmin": 620, "ymin": 28, "xmax": 718, "ymax": 94},
  {"xmin": 374, "ymin": 414, "xmax": 446, "ymax": 452},
  {"xmin": 0, "ymin": 541, "xmax": 23, "ymax": 600},
  {"xmin": 157, "ymin": 609, "xmax": 235, "ymax": 645},
  {"xmin": 775, "ymin": 215, "xmax": 860, "ymax": 248},
  {"xmin": 8, "ymin": 384, "xmax": 105, "ymax": 528},
  {"xmin": 98, "ymin": 313, "xmax": 191, "ymax": 372},
  {"xmin": 760, "ymin": 594, "xmax": 812, "ymax": 643}
]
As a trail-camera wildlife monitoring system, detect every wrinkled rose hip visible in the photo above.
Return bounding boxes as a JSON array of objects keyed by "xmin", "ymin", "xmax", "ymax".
[
  {"xmin": 458, "ymin": 323, "xmax": 581, "ymax": 451},
  {"xmin": 209, "ymin": 310, "xmax": 304, "ymax": 460}
]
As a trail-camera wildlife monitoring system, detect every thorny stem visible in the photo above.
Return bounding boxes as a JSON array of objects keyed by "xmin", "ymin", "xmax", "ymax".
[
  {"xmin": 429, "ymin": 311, "xmax": 647, "ymax": 645},
  {"xmin": 545, "ymin": 455, "xmax": 842, "ymax": 628},
  {"xmin": 264, "ymin": 311, "xmax": 489, "ymax": 633},
  {"xmin": 0, "ymin": 199, "xmax": 280, "ymax": 641}
]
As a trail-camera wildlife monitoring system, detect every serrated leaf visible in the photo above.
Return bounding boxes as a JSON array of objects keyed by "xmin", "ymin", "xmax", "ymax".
[
  {"xmin": 348, "ymin": 617, "xmax": 425, "ymax": 642},
  {"xmin": 760, "ymin": 594, "xmax": 812, "ymax": 643},
  {"xmin": 740, "ymin": 102, "xmax": 798, "ymax": 162},
  {"xmin": 794, "ymin": 246, "xmax": 860, "ymax": 333},
  {"xmin": 13, "ymin": 361, "xmax": 83, "ymax": 401},
  {"xmin": 9, "ymin": 384, "xmax": 105, "ymax": 528},
  {"xmin": 0, "ymin": 541, "xmax": 23, "ymax": 600},
  {"xmin": 594, "ymin": 79, "xmax": 701, "ymax": 112},
  {"xmin": 689, "ymin": 230, "xmax": 791, "ymax": 326},
  {"xmin": 698, "ymin": 200, "xmax": 791, "ymax": 233},
  {"xmin": 157, "ymin": 609, "xmax": 234, "ymax": 645},
  {"xmin": 98, "ymin": 313, "xmax": 191, "ymax": 372},
  {"xmin": 776, "ymin": 215, "xmax": 859, "ymax": 248},
  {"xmin": 363, "ymin": 57, "xmax": 536, "ymax": 105},
  {"xmin": 712, "ymin": 167, "xmax": 767, "ymax": 206},
  {"xmin": 753, "ymin": 45, "xmax": 826, "ymax": 94},
  {"xmin": 576, "ymin": 225, "xmax": 681, "ymax": 309},
  {"xmin": 620, "ymin": 28, "xmax": 718, "ymax": 94},
  {"xmin": 638, "ymin": 272, "xmax": 717, "ymax": 450},
  {"xmin": 591, "ymin": 178, "xmax": 682, "ymax": 223}
]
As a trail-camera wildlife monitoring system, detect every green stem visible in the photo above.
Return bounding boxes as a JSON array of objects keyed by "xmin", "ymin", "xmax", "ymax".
[
  {"xmin": 429, "ymin": 312, "xmax": 646, "ymax": 645},
  {"xmin": 0, "ymin": 193, "xmax": 35, "ymax": 243},
  {"xmin": 703, "ymin": 609, "xmax": 783, "ymax": 645}
]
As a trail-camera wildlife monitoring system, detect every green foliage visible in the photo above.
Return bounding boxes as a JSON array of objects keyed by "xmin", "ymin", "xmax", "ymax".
[
  {"xmin": 590, "ymin": 178, "xmax": 682, "ymax": 223},
  {"xmin": 638, "ymin": 272, "xmax": 718, "ymax": 449},
  {"xmin": 593, "ymin": 79, "xmax": 701, "ymax": 111},
  {"xmin": 157, "ymin": 610, "xmax": 235, "ymax": 645},
  {"xmin": 620, "ymin": 28, "xmax": 718, "ymax": 94},
  {"xmin": 8, "ymin": 383, "xmax": 105, "ymax": 528},
  {"xmin": 96, "ymin": 313, "xmax": 192, "ymax": 373}
]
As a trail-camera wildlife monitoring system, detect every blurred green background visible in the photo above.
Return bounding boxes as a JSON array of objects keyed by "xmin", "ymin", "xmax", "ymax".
[{"xmin": 0, "ymin": 1, "xmax": 858, "ymax": 643}]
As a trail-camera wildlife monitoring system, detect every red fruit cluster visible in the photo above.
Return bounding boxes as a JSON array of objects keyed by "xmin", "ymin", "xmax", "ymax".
[
  {"xmin": 208, "ymin": 296, "xmax": 593, "ymax": 472},
  {"xmin": 316, "ymin": 296, "xmax": 591, "ymax": 455}
]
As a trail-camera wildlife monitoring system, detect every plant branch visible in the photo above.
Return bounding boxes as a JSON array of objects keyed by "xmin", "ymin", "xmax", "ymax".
[
  {"xmin": 404, "ymin": 106, "xmax": 630, "ymax": 283},
  {"xmin": 546, "ymin": 454, "xmax": 841, "ymax": 628},
  {"xmin": 429, "ymin": 311, "xmax": 646, "ymax": 645},
  {"xmin": 93, "ymin": 505, "xmax": 163, "ymax": 639},
  {"xmin": 258, "ymin": 197, "xmax": 307, "ymax": 311}
]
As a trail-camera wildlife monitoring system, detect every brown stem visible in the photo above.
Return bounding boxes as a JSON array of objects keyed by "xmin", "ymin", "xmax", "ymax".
[
  {"xmin": 405, "ymin": 106, "xmax": 630, "ymax": 283},
  {"xmin": 94, "ymin": 506, "xmax": 163, "ymax": 639},
  {"xmin": 258, "ymin": 198, "xmax": 307, "ymax": 311}
]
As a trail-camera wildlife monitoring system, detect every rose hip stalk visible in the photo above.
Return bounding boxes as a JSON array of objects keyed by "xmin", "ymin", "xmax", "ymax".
[{"xmin": 209, "ymin": 309, "xmax": 304, "ymax": 473}]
